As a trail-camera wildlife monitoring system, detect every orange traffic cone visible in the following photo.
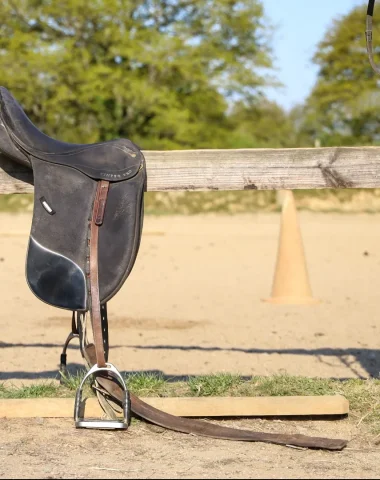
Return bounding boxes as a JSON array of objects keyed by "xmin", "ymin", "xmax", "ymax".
[{"xmin": 264, "ymin": 190, "xmax": 319, "ymax": 305}]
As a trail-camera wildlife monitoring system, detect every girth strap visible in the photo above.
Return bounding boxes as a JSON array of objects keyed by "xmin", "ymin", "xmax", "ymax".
[{"xmin": 89, "ymin": 180, "xmax": 110, "ymax": 368}]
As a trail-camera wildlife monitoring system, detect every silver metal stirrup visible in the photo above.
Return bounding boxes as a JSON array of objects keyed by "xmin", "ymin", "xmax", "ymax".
[{"xmin": 74, "ymin": 363, "xmax": 131, "ymax": 430}]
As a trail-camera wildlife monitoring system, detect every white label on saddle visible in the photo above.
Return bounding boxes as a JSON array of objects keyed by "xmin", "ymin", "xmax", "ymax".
[
  {"xmin": 40, "ymin": 197, "xmax": 56, "ymax": 215},
  {"xmin": 42, "ymin": 200, "xmax": 53, "ymax": 213}
]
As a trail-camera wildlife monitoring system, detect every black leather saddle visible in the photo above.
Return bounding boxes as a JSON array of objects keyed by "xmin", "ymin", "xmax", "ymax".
[
  {"xmin": 0, "ymin": 86, "xmax": 146, "ymax": 428},
  {"xmin": 0, "ymin": 86, "xmax": 146, "ymax": 311}
]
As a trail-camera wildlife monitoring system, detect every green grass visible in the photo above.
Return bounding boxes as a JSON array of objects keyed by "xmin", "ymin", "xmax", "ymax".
[
  {"xmin": 2, "ymin": 374, "xmax": 380, "ymax": 432},
  {"xmin": 188, "ymin": 373, "xmax": 243, "ymax": 396},
  {"xmin": 126, "ymin": 372, "xmax": 167, "ymax": 396},
  {"xmin": 0, "ymin": 382, "xmax": 69, "ymax": 399},
  {"xmin": 58, "ymin": 370, "xmax": 87, "ymax": 391},
  {"xmin": 252, "ymin": 375, "xmax": 336, "ymax": 397}
]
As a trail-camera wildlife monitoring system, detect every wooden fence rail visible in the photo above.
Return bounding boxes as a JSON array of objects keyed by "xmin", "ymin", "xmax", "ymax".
[{"xmin": 1, "ymin": 146, "xmax": 380, "ymax": 194}]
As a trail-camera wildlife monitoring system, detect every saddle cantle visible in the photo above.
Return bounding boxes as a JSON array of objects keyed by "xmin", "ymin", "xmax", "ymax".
[
  {"xmin": 0, "ymin": 86, "xmax": 142, "ymax": 179},
  {"xmin": 1, "ymin": 87, "xmax": 348, "ymax": 449}
]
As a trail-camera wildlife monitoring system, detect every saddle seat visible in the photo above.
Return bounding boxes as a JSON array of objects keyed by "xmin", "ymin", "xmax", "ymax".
[{"xmin": 0, "ymin": 87, "xmax": 143, "ymax": 181}]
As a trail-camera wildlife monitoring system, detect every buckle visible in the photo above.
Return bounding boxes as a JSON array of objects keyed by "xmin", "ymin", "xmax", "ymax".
[{"xmin": 74, "ymin": 363, "xmax": 130, "ymax": 430}]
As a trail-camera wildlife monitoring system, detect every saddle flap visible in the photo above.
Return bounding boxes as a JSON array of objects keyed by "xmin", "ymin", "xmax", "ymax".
[{"xmin": 26, "ymin": 156, "xmax": 146, "ymax": 311}]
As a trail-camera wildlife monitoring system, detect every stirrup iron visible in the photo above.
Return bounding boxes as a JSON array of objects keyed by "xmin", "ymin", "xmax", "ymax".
[{"xmin": 74, "ymin": 363, "xmax": 131, "ymax": 430}]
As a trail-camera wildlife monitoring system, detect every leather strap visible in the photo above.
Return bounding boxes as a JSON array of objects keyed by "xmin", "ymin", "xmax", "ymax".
[
  {"xmin": 89, "ymin": 180, "xmax": 110, "ymax": 368},
  {"xmin": 81, "ymin": 344, "xmax": 347, "ymax": 451},
  {"xmin": 366, "ymin": 1, "xmax": 380, "ymax": 74}
]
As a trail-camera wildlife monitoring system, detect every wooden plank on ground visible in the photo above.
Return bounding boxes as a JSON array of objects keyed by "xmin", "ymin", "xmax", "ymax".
[{"xmin": 0, "ymin": 396, "xmax": 349, "ymax": 419}]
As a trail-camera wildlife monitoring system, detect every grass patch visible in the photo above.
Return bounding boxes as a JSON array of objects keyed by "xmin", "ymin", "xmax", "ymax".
[
  {"xmin": 188, "ymin": 373, "xmax": 243, "ymax": 397},
  {"xmin": 251, "ymin": 375, "xmax": 335, "ymax": 397},
  {"xmin": 0, "ymin": 382, "xmax": 66, "ymax": 399},
  {"xmin": 58, "ymin": 370, "xmax": 87, "ymax": 392},
  {"xmin": 339, "ymin": 379, "xmax": 380, "ymax": 433},
  {"xmin": 126, "ymin": 372, "xmax": 167, "ymax": 396}
]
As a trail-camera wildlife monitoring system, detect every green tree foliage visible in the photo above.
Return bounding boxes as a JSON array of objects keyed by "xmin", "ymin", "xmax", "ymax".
[
  {"xmin": 302, "ymin": 5, "xmax": 380, "ymax": 147},
  {"xmin": 0, "ymin": 0, "xmax": 277, "ymax": 149},
  {"xmin": 229, "ymin": 99, "xmax": 297, "ymax": 148}
]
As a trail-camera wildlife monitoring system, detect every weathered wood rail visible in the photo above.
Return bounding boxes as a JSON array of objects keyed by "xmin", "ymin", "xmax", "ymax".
[{"xmin": 1, "ymin": 146, "xmax": 380, "ymax": 193}]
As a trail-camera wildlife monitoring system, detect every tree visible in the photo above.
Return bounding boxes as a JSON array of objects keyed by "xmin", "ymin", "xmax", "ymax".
[
  {"xmin": 0, "ymin": 0, "xmax": 275, "ymax": 149},
  {"xmin": 303, "ymin": 5, "xmax": 380, "ymax": 146},
  {"xmin": 228, "ymin": 99, "xmax": 297, "ymax": 148}
]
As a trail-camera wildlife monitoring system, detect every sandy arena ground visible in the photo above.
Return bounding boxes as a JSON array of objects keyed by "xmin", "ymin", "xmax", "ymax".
[{"xmin": 1, "ymin": 212, "xmax": 380, "ymax": 478}]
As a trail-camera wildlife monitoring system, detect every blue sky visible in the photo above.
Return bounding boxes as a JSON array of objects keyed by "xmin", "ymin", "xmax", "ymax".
[{"xmin": 263, "ymin": 0, "xmax": 365, "ymax": 110}]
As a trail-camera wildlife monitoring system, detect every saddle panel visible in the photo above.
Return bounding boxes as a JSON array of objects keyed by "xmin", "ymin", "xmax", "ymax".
[{"xmin": 0, "ymin": 87, "xmax": 143, "ymax": 181}]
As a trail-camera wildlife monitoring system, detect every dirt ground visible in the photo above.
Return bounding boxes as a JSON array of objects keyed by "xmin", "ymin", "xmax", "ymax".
[
  {"xmin": 1, "ymin": 212, "xmax": 380, "ymax": 478},
  {"xmin": 0, "ymin": 417, "xmax": 378, "ymax": 479}
]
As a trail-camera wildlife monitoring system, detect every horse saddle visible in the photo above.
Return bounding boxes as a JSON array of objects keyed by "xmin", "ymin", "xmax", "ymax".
[
  {"xmin": 0, "ymin": 86, "xmax": 347, "ymax": 449},
  {"xmin": 0, "ymin": 86, "xmax": 144, "ymax": 427}
]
